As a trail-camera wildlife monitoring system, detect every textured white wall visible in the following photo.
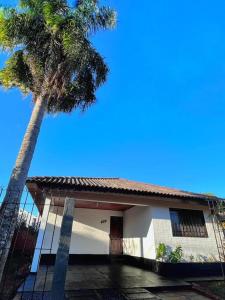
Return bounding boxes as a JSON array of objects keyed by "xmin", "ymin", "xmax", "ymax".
[
  {"xmin": 152, "ymin": 206, "xmax": 219, "ymax": 262},
  {"xmin": 31, "ymin": 197, "xmax": 51, "ymax": 272},
  {"xmin": 41, "ymin": 207, "xmax": 122, "ymax": 254},
  {"xmin": 32, "ymin": 198, "xmax": 220, "ymax": 271},
  {"xmin": 123, "ymin": 206, "xmax": 156, "ymax": 259}
]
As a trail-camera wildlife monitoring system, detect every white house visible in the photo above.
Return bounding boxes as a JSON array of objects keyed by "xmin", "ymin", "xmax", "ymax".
[{"xmin": 26, "ymin": 176, "xmax": 225, "ymax": 278}]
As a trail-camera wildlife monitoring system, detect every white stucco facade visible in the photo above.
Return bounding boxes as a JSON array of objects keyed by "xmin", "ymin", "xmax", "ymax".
[
  {"xmin": 123, "ymin": 204, "xmax": 219, "ymax": 262},
  {"xmin": 151, "ymin": 206, "xmax": 219, "ymax": 262},
  {"xmin": 32, "ymin": 196, "xmax": 220, "ymax": 272},
  {"xmin": 42, "ymin": 205, "xmax": 123, "ymax": 254},
  {"xmin": 123, "ymin": 206, "xmax": 156, "ymax": 259}
]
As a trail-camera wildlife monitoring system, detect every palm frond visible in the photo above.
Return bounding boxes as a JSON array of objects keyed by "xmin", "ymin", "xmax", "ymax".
[
  {"xmin": 0, "ymin": 0, "xmax": 116, "ymax": 113},
  {"xmin": 75, "ymin": 0, "xmax": 116, "ymax": 33},
  {"xmin": 0, "ymin": 50, "xmax": 33, "ymax": 93}
]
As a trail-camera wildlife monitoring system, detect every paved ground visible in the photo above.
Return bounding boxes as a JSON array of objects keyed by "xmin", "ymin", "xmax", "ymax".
[
  {"xmin": 14, "ymin": 288, "xmax": 212, "ymax": 300},
  {"xmin": 14, "ymin": 264, "xmax": 212, "ymax": 299},
  {"xmin": 155, "ymin": 290, "xmax": 211, "ymax": 300},
  {"xmin": 14, "ymin": 288, "xmax": 161, "ymax": 299},
  {"xmin": 18, "ymin": 263, "xmax": 189, "ymax": 292}
]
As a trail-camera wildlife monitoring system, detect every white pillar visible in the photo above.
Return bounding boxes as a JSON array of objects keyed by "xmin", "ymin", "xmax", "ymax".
[{"xmin": 31, "ymin": 197, "xmax": 51, "ymax": 273}]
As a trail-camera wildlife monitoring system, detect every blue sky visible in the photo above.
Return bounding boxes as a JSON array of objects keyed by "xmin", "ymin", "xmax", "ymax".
[{"xmin": 1, "ymin": 0, "xmax": 225, "ymax": 197}]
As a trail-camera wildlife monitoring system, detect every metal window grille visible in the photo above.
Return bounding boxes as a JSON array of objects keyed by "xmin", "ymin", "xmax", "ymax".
[{"xmin": 169, "ymin": 208, "xmax": 208, "ymax": 238}]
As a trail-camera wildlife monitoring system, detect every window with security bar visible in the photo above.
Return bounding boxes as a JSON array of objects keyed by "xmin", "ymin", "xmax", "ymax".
[{"xmin": 169, "ymin": 208, "xmax": 208, "ymax": 238}]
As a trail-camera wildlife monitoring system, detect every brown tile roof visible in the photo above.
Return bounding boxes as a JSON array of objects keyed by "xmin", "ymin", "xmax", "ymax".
[{"xmin": 26, "ymin": 176, "xmax": 216, "ymax": 201}]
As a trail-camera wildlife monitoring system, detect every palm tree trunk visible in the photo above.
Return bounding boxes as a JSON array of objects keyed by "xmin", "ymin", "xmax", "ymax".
[{"xmin": 0, "ymin": 96, "xmax": 46, "ymax": 283}]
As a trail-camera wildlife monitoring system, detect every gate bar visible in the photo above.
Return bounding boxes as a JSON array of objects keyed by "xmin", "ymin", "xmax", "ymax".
[{"xmin": 51, "ymin": 197, "xmax": 75, "ymax": 299}]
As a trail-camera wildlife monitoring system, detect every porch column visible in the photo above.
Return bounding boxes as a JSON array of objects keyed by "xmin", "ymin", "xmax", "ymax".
[
  {"xmin": 31, "ymin": 197, "xmax": 51, "ymax": 273},
  {"xmin": 51, "ymin": 197, "xmax": 75, "ymax": 300}
]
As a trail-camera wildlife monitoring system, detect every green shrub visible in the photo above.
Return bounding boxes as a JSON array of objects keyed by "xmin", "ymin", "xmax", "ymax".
[
  {"xmin": 156, "ymin": 243, "xmax": 167, "ymax": 261},
  {"xmin": 168, "ymin": 246, "xmax": 183, "ymax": 263}
]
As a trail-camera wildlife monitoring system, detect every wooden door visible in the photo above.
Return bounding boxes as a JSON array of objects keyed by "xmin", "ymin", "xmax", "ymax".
[{"xmin": 110, "ymin": 216, "xmax": 123, "ymax": 255}]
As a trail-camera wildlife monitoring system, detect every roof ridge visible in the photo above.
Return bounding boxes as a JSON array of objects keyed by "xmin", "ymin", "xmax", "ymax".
[
  {"xmin": 28, "ymin": 176, "xmax": 120, "ymax": 180},
  {"xmin": 119, "ymin": 177, "xmax": 205, "ymax": 196},
  {"xmin": 26, "ymin": 176, "xmax": 222, "ymax": 201}
]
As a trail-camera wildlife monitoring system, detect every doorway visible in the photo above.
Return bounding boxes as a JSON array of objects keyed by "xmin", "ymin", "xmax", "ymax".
[{"xmin": 110, "ymin": 216, "xmax": 123, "ymax": 255}]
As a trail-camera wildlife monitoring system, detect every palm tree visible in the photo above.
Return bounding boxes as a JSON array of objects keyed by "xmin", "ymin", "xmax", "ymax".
[{"xmin": 0, "ymin": 0, "xmax": 116, "ymax": 282}]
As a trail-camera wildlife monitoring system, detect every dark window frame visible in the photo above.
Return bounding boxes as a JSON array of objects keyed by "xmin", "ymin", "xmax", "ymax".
[{"xmin": 169, "ymin": 208, "xmax": 208, "ymax": 238}]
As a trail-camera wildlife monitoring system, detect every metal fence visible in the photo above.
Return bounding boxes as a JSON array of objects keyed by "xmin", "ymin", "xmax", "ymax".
[
  {"xmin": 0, "ymin": 187, "xmax": 41, "ymax": 300},
  {"xmin": 0, "ymin": 188, "xmax": 130, "ymax": 300},
  {"xmin": 208, "ymin": 198, "xmax": 225, "ymax": 279}
]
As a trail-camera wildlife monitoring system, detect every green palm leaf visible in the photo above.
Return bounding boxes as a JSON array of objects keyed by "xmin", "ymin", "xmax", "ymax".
[{"xmin": 0, "ymin": 0, "xmax": 116, "ymax": 113}]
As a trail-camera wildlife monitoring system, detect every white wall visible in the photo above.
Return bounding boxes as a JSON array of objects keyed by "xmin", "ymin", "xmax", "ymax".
[
  {"xmin": 31, "ymin": 197, "xmax": 51, "ymax": 272},
  {"xmin": 152, "ymin": 206, "xmax": 219, "ymax": 262},
  {"xmin": 123, "ymin": 206, "xmax": 156, "ymax": 259},
  {"xmin": 123, "ymin": 205, "xmax": 219, "ymax": 262},
  {"xmin": 32, "ymin": 198, "xmax": 220, "ymax": 271},
  {"xmin": 42, "ymin": 207, "xmax": 122, "ymax": 254}
]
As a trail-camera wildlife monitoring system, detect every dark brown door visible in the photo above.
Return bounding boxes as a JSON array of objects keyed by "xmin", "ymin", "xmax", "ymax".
[{"xmin": 110, "ymin": 216, "xmax": 123, "ymax": 255}]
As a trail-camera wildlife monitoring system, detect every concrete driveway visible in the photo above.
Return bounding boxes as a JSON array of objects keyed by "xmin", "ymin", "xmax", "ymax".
[{"xmin": 19, "ymin": 263, "xmax": 189, "ymax": 292}]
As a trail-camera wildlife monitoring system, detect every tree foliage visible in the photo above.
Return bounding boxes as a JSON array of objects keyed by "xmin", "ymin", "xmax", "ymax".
[{"xmin": 0, "ymin": 0, "xmax": 116, "ymax": 112}]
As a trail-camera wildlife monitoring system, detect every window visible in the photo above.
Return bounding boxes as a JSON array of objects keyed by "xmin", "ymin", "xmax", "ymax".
[{"xmin": 169, "ymin": 209, "xmax": 208, "ymax": 238}]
